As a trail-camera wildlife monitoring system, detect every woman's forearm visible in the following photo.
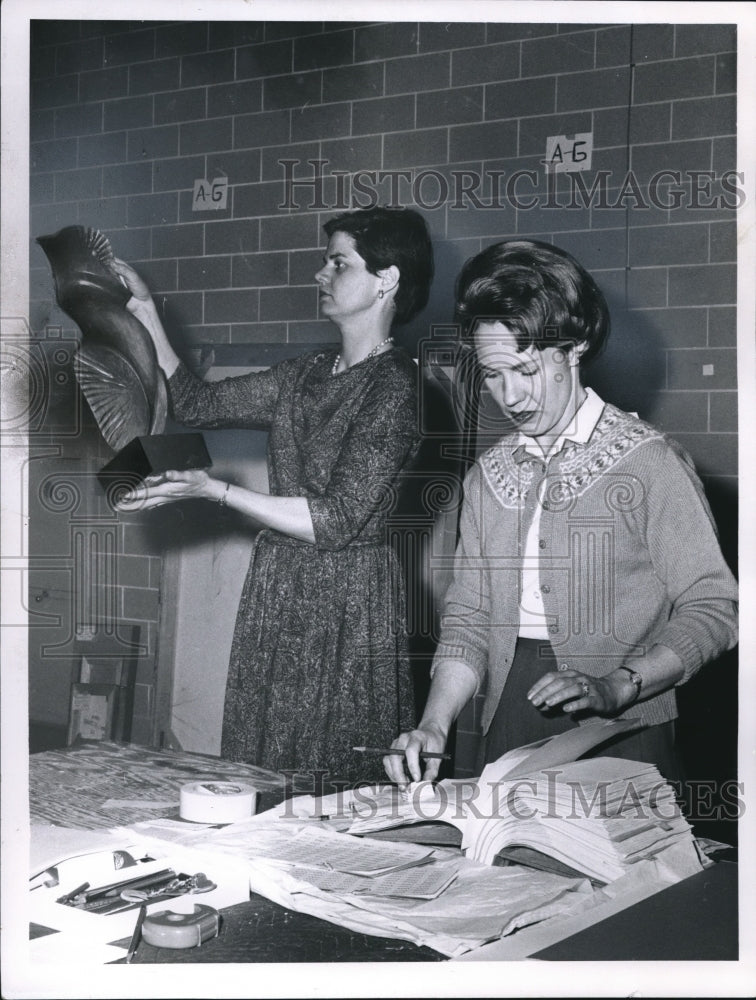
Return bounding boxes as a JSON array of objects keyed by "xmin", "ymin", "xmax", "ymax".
[
  {"xmin": 128, "ymin": 298, "xmax": 181, "ymax": 378},
  {"xmin": 418, "ymin": 660, "xmax": 479, "ymax": 740},
  {"xmin": 209, "ymin": 479, "xmax": 316, "ymax": 544},
  {"xmin": 383, "ymin": 659, "xmax": 478, "ymax": 785},
  {"xmin": 118, "ymin": 469, "xmax": 316, "ymax": 544}
]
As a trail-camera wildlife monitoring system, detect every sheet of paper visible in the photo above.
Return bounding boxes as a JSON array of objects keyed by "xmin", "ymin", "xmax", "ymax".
[
  {"xmin": 196, "ymin": 821, "xmax": 435, "ymax": 876},
  {"xmin": 28, "ymin": 929, "xmax": 127, "ymax": 966},
  {"xmin": 286, "ymin": 857, "xmax": 460, "ymax": 900},
  {"xmin": 490, "ymin": 718, "xmax": 643, "ymax": 781},
  {"xmin": 349, "ymin": 778, "xmax": 470, "ymax": 834},
  {"xmin": 29, "ymin": 825, "xmax": 134, "ymax": 879},
  {"xmin": 108, "ymin": 819, "xmax": 224, "ymax": 847}
]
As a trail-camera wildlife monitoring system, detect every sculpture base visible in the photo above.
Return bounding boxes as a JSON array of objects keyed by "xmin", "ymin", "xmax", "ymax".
[{"xmin": 98, "ymin": 432, "xmax": 212, "ymax": 500}]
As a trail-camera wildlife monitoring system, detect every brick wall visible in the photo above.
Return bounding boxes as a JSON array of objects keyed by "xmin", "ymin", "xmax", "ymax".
[{"xmin": 28, "ymin": 19, "xmax": 738, "ymax": 764}]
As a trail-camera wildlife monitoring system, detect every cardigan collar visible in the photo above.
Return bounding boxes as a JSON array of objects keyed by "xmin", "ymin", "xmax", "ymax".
[{"xmin": 512, "ymin": 387, "xmax": 605, "ymax": 464}]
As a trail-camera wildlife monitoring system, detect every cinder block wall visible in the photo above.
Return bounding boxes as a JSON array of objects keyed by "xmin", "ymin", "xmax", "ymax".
[{"xmin": 29, "ymin": 19, "xmax": 738, "ymax": 763}]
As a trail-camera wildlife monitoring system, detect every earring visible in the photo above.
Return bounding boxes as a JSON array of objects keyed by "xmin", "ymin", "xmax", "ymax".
[{"xmin": 378, "ymin": 289, "xmax": 385, "ymax": 299}]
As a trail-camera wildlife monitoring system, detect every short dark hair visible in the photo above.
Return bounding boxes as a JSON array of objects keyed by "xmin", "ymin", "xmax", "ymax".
[
  {"xmin": 323, "ymin": 207, "xmax": 434, "ymax": 325},
  {"xmin": 455, "ymin": 239, "xmax": 610, "ymax": 365}
]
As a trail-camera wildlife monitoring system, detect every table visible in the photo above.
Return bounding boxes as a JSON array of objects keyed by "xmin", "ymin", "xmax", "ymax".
[
  {"xmin": 29, "ymin": 742, "xmax": 739, "ymax": 964},
  {"xmin": 532, "ymin": 862, "xmax": 738, "ymax": 962},
  {"xmin": 29, "ymin": 740, "xmax": 302, "ymax": 828},
  {"xmin": 29, "ymin": 741, "xmax": 443, "ymax": 963},
  {"xmin": 111, "ymin": 895, "xmax": 444, "ymax": 964}
]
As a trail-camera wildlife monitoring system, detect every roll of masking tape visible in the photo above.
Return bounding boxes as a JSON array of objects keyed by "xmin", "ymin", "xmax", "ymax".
[{"xmin": 179, "ymin": 781, "xmax": 257, "ymax": 823}]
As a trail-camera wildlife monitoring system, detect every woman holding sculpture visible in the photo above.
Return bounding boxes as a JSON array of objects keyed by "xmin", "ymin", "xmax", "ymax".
[{"xmin": 115, "ymin": 207, "xmax": 434, "ymax": 783}]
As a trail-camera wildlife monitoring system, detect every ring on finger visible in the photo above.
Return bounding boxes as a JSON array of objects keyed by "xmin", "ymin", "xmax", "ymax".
[{"xmin": 579, "ymin": 680, "xmax": 590, "ymax": 697}]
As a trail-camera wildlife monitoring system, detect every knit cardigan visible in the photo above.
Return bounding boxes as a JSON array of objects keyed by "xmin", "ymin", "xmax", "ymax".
[{"xmin": 433, "ymin": 402, "xmax": 739, "ymax": 734}]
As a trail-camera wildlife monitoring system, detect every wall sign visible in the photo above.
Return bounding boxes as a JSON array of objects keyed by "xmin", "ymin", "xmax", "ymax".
[
  {"xmin": 544, "ymin": 133, "xmax": 593, "ymax": 173},
  {"xmin": 192, "ymin": 176, "xmax": 229, "ymax": 211}
]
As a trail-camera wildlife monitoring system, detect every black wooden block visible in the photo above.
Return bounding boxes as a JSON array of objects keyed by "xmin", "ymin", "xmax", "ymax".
[{"xmin": 97, "ymin": 432, "xmax": 212, "ymax": 499}]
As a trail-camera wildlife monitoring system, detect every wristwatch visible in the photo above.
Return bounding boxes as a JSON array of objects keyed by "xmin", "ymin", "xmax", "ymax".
[{"xmin": 617, "ymin": 666, "xmax": 643, "ymax": 703}]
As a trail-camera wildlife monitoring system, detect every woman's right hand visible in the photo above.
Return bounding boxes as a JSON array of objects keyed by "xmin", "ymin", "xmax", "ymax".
[
  {"xmin": 382, "ymin": 724, "xmax": 448, "ymax": 788},
  {"xmin": 110, "ymin": 258, "xmax": 161, "ymax": 330},
  {"xmin": 110, "ymin": 257, "xmax": 153, "ymax": 307},
  {"xmin": 108, "ymin": 257, "xmax": 181, "ymax": 377}
]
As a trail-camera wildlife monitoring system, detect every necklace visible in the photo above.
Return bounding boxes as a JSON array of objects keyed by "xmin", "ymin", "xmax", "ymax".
[{"xmin": 331, "ymin": 336, "xmax": 394, "ymax": 376}]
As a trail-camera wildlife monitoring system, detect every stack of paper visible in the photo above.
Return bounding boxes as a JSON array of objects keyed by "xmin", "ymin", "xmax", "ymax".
[
  {"xmin": 463, "ymin": 756, "xmax": 695, "ymax": 883},
  {"xmin": 337, "ymin": 722, "xmax": 699, "ymax": 886},
  {"xmin": 245, "ymin": 850, "xmax": 596, "ymax": 956}
]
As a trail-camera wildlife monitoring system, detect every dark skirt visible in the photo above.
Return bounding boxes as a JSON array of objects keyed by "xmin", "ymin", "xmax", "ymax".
[
  {"xmin": 484, "ymin": 638, "xmax": 682, "ymax": 783},
  {"xmin": 220, "ymin": 531, "xmax": 415, "ymax": 784}
]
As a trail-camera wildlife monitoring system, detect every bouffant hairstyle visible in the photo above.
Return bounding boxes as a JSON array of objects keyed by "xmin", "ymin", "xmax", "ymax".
[
  {"xmin": 323, "ymin": 207, "xmax": 434, "ymax": 325},
  {"xmin": 455, "ymin": 239, "xmax": 610, "ymax": 365}
]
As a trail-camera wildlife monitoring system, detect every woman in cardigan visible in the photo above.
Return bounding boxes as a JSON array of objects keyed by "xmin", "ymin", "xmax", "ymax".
[{"xmin": 385, "ymin": 239, "xmax": 737, "ymax": 785}]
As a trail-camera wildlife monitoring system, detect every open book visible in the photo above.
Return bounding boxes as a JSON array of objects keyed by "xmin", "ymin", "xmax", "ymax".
[{"xmin": 348, "ymin": 720, "xmax": 697, "ymax": 885}]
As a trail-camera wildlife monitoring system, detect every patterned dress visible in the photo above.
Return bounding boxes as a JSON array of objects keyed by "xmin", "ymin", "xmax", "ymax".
[{"xmin": 167, "ymin": 348, "xmax": 419, "ymax": 783}]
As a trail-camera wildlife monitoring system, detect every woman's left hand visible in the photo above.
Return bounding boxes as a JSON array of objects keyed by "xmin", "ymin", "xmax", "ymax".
[
  {"xmin": 527, "ymin": 667, "xmax": 628, "ymax": 716},
  {"xmin": 115, "ymin": 469, "xmax": 223, "ymax": 511}
]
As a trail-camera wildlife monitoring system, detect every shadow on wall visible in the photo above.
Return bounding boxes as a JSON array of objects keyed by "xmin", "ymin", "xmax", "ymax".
[
  {"xmin": 585, "ymin": 294, "xmax": 666, "ymax": 415},
  {"xmin": 396, "ymin": 235, "xmax": 482, "ymax": 725},
  {"xmin": 588, "ymin": 295, "xmax": 739, "ymax": 844},
  {"xmin": 676, "ymin": 471, "xmax": 738, "ymax": 846},
  {"xmin": 676, "ymin": 645, "xmax": 739, "ymax": 844}
]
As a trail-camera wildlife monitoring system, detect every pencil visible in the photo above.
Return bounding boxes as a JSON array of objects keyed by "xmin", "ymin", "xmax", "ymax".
[
  {"xmin": 352, "ymin": 746, "xmax": 451, "ymax": 760},
  {"xmin": 125, "ymin": 904, "xmax": 147, "ymax": 965},
  {"xmin": 56, "ymin": 881, "xmax": 90, "ymax": 904},
  {"xmin": 277, "ymin": 815, "xmax": 332, "ymax": 821}
]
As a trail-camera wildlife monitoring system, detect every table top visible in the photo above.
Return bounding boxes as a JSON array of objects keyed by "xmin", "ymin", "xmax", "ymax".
[
  {"xmin": 29, "ymin": 740, "xmax": 303, "ymax": 829},
  {"xmin": 29, "ymin": 741, "xmax": 445, "ymax": 963},
  {"xmin": 532, "ymin": 861, "xmax": 738, "ymax": 962},
  {"xmin": 28, "ymin": 742, "xmax": 740, "ymax": 965},
  {"xmin": 110, "ymin": 895, "xmax": 445, "ymax": 965}
]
